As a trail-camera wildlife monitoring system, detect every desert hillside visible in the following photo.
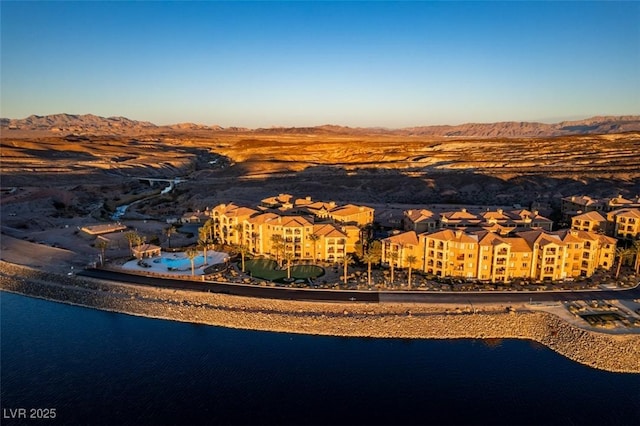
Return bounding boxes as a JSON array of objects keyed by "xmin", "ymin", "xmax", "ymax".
[
  {"xmin": 1, "ymin": 128, "xmax": 639, "ymax": 230},
  {"xmin": 2, "ymin": 113, "xmax": 639, "ymax": 138}
]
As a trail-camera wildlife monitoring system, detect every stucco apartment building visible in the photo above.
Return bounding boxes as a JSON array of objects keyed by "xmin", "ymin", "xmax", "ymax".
[
  {"xmin": 259, "ymin": 194, "xmax": 375, "ymax": 227},
  {"xmin": 404, "ymin": 207, "xmax": 553, "ymax": 234},
  {"xmin": 382, "ymin": 228, "xmax": 616, "ymax": 282},
  {"xmin": 570, "ymin": 207, "xmax": 640, "ymax": 240},
  {"xmin": 561, "ymin": 194, "xmax": 640, "ymax": 219},
  {"xmin": 606, "ymin": 208, "xmax": 640, "ymax": 240},
  {"xmin": 207, "ymin": 197, "xmax": 369, "ymax": 262}
]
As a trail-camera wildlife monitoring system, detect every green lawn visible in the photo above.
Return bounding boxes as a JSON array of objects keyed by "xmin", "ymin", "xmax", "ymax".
[{"xmin": 243, "ymin": 259, "xmax": 324, "ymax": 281}]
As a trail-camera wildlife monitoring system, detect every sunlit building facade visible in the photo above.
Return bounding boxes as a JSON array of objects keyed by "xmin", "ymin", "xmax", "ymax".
[{"xmin": 382, "ymin": 228, "xmax": 616, "ymax": 282}]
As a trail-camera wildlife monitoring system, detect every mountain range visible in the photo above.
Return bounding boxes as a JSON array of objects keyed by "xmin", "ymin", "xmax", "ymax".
[{"xmin": 1, "ymin": 113, "xmax": 639, "ymax": 138}]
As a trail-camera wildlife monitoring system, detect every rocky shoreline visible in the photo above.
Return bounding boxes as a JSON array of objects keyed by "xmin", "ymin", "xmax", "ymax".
[{"xmin": 1, "ymin": 260, "xmax": 639, "ymax": 374}]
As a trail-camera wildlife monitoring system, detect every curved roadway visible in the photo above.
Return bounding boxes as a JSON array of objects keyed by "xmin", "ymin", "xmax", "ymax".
[{"xmin": 79, "ymin": 268, "xmax": 640, "ymax": 304}]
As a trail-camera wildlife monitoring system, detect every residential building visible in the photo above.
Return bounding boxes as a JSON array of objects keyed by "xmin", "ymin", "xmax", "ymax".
[
  {"xmin": 327, "ymin": 204, "xmax": 374, "ymax": 226},
  {"xmin": 381, "ymin": 228, "xmax": 616, "ymax": 282},
  {"xmin": 180, "ymin": 210, "xmax": 209, "ymax": 224},
  {"xmin": 381, "ymin": 231, "xmax": 421, "ymax": 270},
  {"xmin": 403, "ymin": 207, "xmax": 552, "ymax": 234},
  {"xmin": 561, "ymin": 194, "xmax": 640, "ymax": 219},
  {"xmin": 132, "ymin": 243, "xmax": 161, "ymax": 259},
  {"xmin": 210, "ymin": 203, "xmax": 259, "ymax": 245},
  {"xmin": 570, "ymin": 211, "xmax": 607, "ymax": 233},
  {"xmin": 607, "ymin": 208, "xmax": 640, "ymax": 240},
  {"xmin": 207, "ymin": 200, "xmax": 361, "ymax": 262},
  {"xmin": 81, "ymin": 223, "xmax": 127, "ymax": 235},
  {"xmin": 551, "ymin": 230, "xmax": 617, "ymax": 276},
  {"xmin": 421, "ymin": 229, "xmax": 478, "ymax": 279}
]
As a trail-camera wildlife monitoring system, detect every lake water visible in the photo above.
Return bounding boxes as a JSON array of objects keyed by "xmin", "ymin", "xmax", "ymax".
[{"xmin": 2, "ymin": 291, "xmax": 639, "ymax": 425}]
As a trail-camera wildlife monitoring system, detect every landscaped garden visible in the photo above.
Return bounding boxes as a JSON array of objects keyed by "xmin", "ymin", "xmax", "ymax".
[{"xmin": 242, "ymin": 258, "xmax": 324, "ymax": 282}]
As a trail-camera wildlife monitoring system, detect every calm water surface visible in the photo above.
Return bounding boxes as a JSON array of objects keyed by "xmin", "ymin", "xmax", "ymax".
[{"xmin": 2, "ymin": 291, "xmax": 639, "ymax": 425}]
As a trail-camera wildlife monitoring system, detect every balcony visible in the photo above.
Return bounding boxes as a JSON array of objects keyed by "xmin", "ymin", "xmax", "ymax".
[{"xmin": 497, "ymin": 249, "xmax": 508, "ymax": 256}]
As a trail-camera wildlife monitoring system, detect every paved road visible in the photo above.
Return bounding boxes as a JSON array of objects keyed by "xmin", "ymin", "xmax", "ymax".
[
  {"xmin": 380, "ymin": 287, "xmax": 640, "ymax": 304},
  {"xmin": 79, "ymin": 269, "xmax": 379, "ymax": 302},
  {"xmin": 79, "ymin": 268, "xmax": 640, "ymax": 304}
]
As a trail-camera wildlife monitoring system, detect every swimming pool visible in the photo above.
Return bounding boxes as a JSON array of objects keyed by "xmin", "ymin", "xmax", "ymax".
[
  {"xmin": 122, "ymin": 251, "xmax": 229, "ymax": 275},
  {"xmin": 153, "ymin": 255, "xmax": 206, "ymax": 270}
]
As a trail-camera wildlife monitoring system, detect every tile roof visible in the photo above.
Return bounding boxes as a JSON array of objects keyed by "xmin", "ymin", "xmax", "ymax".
[
  {"xmin": 405, "ymin": 209, "xmax": 437, "ymax": 223},
  {"xmin": 504, "ymin": 238, "xmax": 532, "ymax": 252},
  {"xmin": 330, "ymin": 204, "xmax": 373, "ymax": 217},
  {"xmin": 312, "ymin": 224, "xmax": 346, "ymax": 238},
  {"xmin": 611, "ymin": 208, "xmax": 640, "ymax": 218},
  {"xmin": 572, "ymin": 211, "xmax": 607, "ymax": 222},
  {"xmin": 383, "ymin": 231, "xmax": 419, "ymax": 246},
  {"xmin": 423, "ymin": 229, "xmax": 478, "ymax": 243},
  {"xmin": 279, "ymin": 215, "xmax": 313, "ymax": 227}
]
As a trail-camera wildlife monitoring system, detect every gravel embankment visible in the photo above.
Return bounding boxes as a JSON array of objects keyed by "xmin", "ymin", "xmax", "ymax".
[{"xmin": 1, "ymin": 260, "xmax": 638, "ymax": 374}]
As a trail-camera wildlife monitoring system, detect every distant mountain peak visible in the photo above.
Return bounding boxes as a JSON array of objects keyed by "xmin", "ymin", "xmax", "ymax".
[{"xmin": 1, "ymin": 113, "xmax": 638, "ymax": 138}]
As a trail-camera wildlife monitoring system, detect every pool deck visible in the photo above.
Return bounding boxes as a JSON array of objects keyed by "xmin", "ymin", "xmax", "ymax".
[{"xmin": 121, "ymin": 252, "xmax": 229, "ymax": 276}]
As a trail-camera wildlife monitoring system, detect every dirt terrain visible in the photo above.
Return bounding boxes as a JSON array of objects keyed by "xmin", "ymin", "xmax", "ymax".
[{"xmin": 2, "ymin": 126, "xmax": 640, "ymax": 238}]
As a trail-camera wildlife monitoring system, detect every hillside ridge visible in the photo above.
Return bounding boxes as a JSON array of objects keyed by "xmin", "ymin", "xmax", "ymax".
[{"xmin": 1, "ymin": 113, "xmax": 639, "ymax": 137}]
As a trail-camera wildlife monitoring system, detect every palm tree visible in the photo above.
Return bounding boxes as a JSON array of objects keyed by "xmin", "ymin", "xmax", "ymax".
[
  {"xmin": 406, "ymin": 254, "xmax": 417, "ymax": 289},
  {"xmin": 165, "ymin": 225, "xmax": 177, "ymax": 248},
  {"xmin": 186, "ymin": 247, "xmax": 198, "ymax": 276},
  {"xmin": 204, "ymin": 218, "xmax": 217, "ymax": 245},
  {"xmin": 96, "ymin": 239, "xmax": 108, "ymax": 266},
  {"xmin": 389, "ymin": 251, "xmax": 399, "ymax": 286},
  {"xmin": 615, "ymin": 247, "xmax": 631, "ymax": 279},
  {"xmin": 198, "ymin": 226, "xmax": 210, "ymax": 265},
  {"xmin": 125, "ymin": 231, "xmax": 140, "ymax": 256},
  {"xmin": 632, "ymin": 240, "xmax": 640, "ymax": 274},
  {"xmin": 233, "ymin": 223, "xmax": 244, "ymax": 245},
  {"xmin": 342, "ymin": 254, "xmax": 354, "ymax": 286},
  {"xmin": 358, "ymin": 224, "xmax": 372, "ymax": 256},
  {"xmin": 237, "ymin": 244, "xmax": 250, "ymax": 272},
  {"xmin": 284, "ymin": 252, "xmax": 295, "ymax": 280},
  {"xmin": 362, "ymin": 252, "xmax": 377, "ymax": 287},
  {"xmin": 132, "ymin": 234, "xmax": 146, "ymax": 259},
  {"xmin": 270, "ymin": 234, "xmax": 285, "ymax": 267},
  {"xmin": 368, "ymin": 240, "xmax": 382, "ymax": 261},
  {"xmin": 309, "ymin": 233, "xmax": 320, "ymax": 262},
  {"xmin": 250, "ymin": 231, "xmax": 259, "ymax": 254}
]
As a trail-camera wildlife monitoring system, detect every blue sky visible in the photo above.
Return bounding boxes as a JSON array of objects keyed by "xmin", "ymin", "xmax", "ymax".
[{"xmin": 1, "ymin": 1, "xmax": 638, "ymax": 128}]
